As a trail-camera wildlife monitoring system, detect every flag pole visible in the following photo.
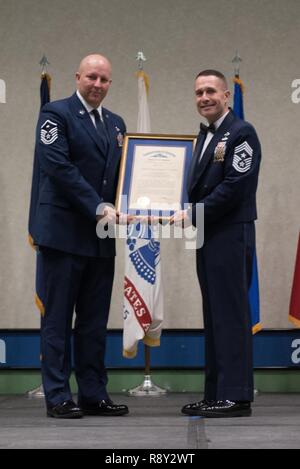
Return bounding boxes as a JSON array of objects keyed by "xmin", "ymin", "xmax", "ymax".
[
  {"xmin": 128, "ymin": 343, "xmax": 167, "ymax": 396},
  {"xmin": 127, "ymin": 53, "xmax": 166, "ymax": 396},
  {"xmin": 27, "ymin": 56, "xmax": 51, "ymax": 399},
  {"xmin": 232, "ymin": 52, "xmax": 259, "ymax": 395},
  {"xmin": 144, "ymin": 345, "xmax": 151, "ymax": 375},
  {"xmin": 232, "ymin": 50, "xmax": 242, "ymax": 77}
]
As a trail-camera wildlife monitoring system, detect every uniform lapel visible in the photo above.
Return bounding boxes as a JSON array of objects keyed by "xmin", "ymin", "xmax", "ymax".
[
  {"xmin": 102, "ymin": 109, "xmax": 115, "ymax": 166},
  {"xmin": 70, "ymin": 93, "xmax": 108, "ymax": 157},
  {"xmin": 187, "ymin": 131, "xmax": 206, "ymax": 195},
  {"xmin": 189, "ymin": 111, "xmax": 235, "ymax": 193}
]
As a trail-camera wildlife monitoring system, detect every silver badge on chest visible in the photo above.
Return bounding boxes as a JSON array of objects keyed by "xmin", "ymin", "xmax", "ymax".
[
  {"xmin": 213, "ymin": 141, "xmax": 226, "ymax": 162},
  {"xmin": 115, "ymin": 126, "xmax": 124, "ymax": 147}
]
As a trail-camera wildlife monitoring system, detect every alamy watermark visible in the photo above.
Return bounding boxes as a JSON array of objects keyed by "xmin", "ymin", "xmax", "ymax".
[
  {"xmin": 96, "ymin": 199, "xmax": 204, "ymax": 250},
  {"xmin": 0, "ymin": 339, "xmax": 6, "ymax": 364},
  {"xmin": 0, "ymin": 79, "xmax": 6, "ymax": 103},
  {"xmin": 291, "ymin": 79, "xmax": 300, "ymax": 103}
]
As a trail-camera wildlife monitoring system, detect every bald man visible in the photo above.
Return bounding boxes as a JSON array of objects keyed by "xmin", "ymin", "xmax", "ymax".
[{"xmin": 29, "ymin": 54, "xmax": 128, "ymax": 418}]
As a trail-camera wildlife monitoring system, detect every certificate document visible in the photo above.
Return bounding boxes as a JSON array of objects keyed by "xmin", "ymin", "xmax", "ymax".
[
  {"xmin": 129, "ymin": 145, "xmax": 185, "ymax": 211},
  {"xmin": 116, "ymin": 134, "xmax": 196, "ymax": 217}
]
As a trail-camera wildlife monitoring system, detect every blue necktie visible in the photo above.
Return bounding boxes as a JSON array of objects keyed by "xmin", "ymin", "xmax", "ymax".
[{"xmin": 91, "ymin": 109, "xmax": 109, "ymax": 153}]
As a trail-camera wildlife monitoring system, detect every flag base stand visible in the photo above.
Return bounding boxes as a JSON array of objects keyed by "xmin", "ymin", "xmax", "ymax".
[
  {"xmin": 128, "ymin": 374, "xmax": 167, "ymax": 396},
  {"xmin": 26, "ymin": 384, "xmax": 45, "ymax": 399},
  {"xmin": 127, "ymin": 345, "xmax": 167, "ymax": 396}
]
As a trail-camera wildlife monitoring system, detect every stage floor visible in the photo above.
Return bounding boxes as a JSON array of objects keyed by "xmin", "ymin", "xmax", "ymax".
[{"xmin": 0, "ymin": 393, "xmax": 299, "ymax": 449}]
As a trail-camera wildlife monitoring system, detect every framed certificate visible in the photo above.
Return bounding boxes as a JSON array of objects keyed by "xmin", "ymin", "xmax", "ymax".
[{"xmin": 116, "ymin": 133, "xmax": 196, "ymax": 218}]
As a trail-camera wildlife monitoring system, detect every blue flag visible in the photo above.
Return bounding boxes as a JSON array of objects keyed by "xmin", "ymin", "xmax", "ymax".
[
  {"xmin": 29, "ymin": 74, "xmax": 51, "ymax": 242},
  {"xmin": 28, "ymin": 73, "xmax": 51, "ymax": 315},
  {"xmin": 40, "ymin": 73, "xmax": 50, "ymax": 105},
  {"xmin": 233, "ymin": 76, "xmax": 261, "ymax": 334}
]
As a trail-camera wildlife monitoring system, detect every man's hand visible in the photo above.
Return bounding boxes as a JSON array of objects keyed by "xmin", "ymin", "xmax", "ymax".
[
  {"xmin": 96, "ymin": 204, "xmax": 117, "ymax": 225},
  {"xmin": 96, "ymin": 205, "xmax": 138, "ymax": 225},
  {"xmin": 117, "ymin": 212, "xmax": 136, "ymax": 225},
  {"xmin": 170, "ymin": 209, "xmax": 191, "ymax": 228}
]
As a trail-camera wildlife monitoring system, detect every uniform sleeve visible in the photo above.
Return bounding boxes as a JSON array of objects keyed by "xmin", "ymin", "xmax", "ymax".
[
  {"xmin": 191, "ymin": 124, "xmax": 261, "ymax": 225},
  {"xmin": 37, "ymin": 106, "xmax": 103, "ymax": 221}
]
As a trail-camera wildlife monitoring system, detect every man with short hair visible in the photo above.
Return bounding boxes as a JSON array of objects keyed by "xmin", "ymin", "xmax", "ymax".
[
  {"xmin": 175, "ymin": 70, "xmax": 261, "ymax": 418},
  {"xmin": 29, "ymin": 54, "xmax": 128, "ymax": 418}
]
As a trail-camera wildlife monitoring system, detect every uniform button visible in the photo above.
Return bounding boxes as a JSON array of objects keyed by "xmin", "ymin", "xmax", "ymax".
[{"xmin": 103, "ymin": 179, "xmax": 107, "ymax": 185}]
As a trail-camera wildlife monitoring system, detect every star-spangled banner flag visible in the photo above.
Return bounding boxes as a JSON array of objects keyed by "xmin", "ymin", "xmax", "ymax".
[
  {"xmin": 233, "ymin": 76, "xmax": 262, "ymax": 334},
  {"xmin": 28, "ymin": 72, "xmax": 51, "ymax": 316},
  {"xmin": 289, "ymin": 232, "xmax": 300, "ymax": 326},
  {"xmin": 123, "ymin": 70, "xmax": 164, "ymax": 358}
]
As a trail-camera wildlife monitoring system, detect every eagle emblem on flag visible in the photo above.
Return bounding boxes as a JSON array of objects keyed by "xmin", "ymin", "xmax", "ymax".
[{"xmin": 128, "ymin": 238, "xmax": 161, "ymax": 285}]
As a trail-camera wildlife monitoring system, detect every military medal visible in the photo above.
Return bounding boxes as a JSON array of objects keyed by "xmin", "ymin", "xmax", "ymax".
[
  {"xmin": 115, "ymin": 127, "xmax": 124, "ymax": 147},
  {"xmin": 214, "ymin": 142, "xmax": 226, "ymax": 162}
]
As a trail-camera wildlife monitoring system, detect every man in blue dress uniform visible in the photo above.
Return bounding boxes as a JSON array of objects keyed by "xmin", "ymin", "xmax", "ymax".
[
  {"xmin": 175, "ymin": 70, "xmax": 261, "ymax": 417},
  {"xmin": 29, "ymin": 54, "xmax": 128, "ymax": 418}
]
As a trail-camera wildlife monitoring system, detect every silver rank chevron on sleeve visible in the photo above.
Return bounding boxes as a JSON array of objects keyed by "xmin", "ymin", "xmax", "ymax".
[
  {"xmin": 232, "ymin": 141, "xmax": 253, "ymax": 173},
  {"xmin": 40, "ymin": 120, "xmax": 58, "ymax": 145}
]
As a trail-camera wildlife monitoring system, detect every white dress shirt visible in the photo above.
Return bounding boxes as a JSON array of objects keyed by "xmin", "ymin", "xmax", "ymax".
[
  {"xmin": 199, "ymin": 110, "xmax": 229, "ymax": 161},
  {"xmin": 76, "ymin": 90, "xmax": 104, "ymax": 128}
]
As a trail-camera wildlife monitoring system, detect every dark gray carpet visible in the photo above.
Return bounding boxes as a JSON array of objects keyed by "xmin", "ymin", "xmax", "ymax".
[{"xmin": 0, "ymin": 393, "xmax": 299, "ymax": 449}]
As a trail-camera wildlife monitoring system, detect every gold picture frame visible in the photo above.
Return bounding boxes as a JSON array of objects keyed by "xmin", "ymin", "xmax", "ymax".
[{"xmin": 116, "ymin": 133, "xmax": 196, "ymax": 219}]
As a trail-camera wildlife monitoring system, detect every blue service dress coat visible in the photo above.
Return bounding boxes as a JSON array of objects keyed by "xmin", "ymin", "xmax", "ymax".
[
  {"xmin": 187, "ymin": 110, "xmax": 261, "ymax": 402},
  {"xmin": 29, "ymin": 92, "xmax": 126, "ymax": 257},
  {"xmin": 28, "ymin": 93, "xmax": 126, "ymax": 407}
]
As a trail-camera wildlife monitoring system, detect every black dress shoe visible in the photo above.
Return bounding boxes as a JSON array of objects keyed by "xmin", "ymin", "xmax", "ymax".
[
  {"xmin": 181, "ymin": 400, "xmax": 215, "ymax": 416},
  {"xmin": 47, "ymin": 400, "xmax": 83, "ymax": 419},
  {"xmin": 195, "ymin": 400, "xmax": 251, "ymax": 418},
  {"xmin": 81, "ymin": 398, "xmax": 129, "ymax": 416}
]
